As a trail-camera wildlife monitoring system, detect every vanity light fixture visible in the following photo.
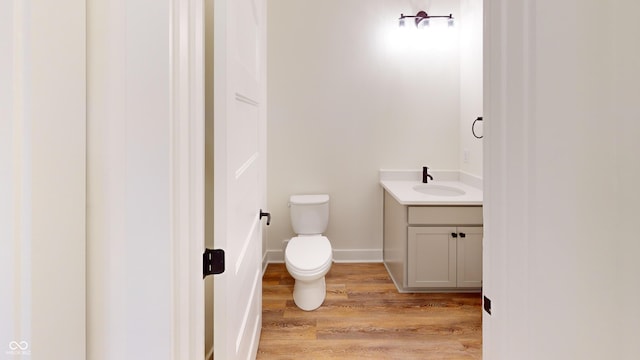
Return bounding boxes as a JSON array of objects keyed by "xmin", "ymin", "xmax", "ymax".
[{"xmin": 398, "ymin": 11, "xmax": 454, "ymax": 28}]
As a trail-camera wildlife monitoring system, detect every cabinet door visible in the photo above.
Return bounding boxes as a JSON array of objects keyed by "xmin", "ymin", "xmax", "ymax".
[
  {"xmin": 456, "ymin": 226, "xmax": 483, "ymax": 288},
  {"xmin": 408, "ymin": 227, "xmax": 457, "ymax": 288}
]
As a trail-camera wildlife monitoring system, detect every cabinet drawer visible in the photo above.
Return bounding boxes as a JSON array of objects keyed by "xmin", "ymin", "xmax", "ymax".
[{"xmin": 408, "ymin": 206, "xmax": 482, "ymax": 225}]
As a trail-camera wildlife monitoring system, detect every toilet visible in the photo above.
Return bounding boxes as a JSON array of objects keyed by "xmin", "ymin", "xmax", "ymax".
[{"xmin": 285, "ymin": 194, "xmax": 333, "ymax": 311}]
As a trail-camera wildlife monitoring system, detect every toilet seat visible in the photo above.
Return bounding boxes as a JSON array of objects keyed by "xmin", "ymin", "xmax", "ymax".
[{"xmin": 285, "ymin": 236, "xmax": 332, "ymax": 275}]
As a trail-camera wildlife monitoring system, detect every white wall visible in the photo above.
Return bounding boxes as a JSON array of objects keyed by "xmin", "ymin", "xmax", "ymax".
[
  {"xmin": 267, "ymin": 0, "xmax": 462, "ymax": 260},
  {"xmin": 459, "ymin": 0, "xmax": 483, "ymax": 176},
  {"xmin": 1, "ymin": 1, "xmax": 86, "ymax": 358},
  {"xmin": 483, "ymin": 0, "xmax": 640, "ymax": 358}
]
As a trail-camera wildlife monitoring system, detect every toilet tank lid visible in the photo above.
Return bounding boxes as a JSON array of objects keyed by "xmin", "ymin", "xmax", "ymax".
[{"xmin": 289, "ymin": 194, "xmax": 329, "ymax": 205}]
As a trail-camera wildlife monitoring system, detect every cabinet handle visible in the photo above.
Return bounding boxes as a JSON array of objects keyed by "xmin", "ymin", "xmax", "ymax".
[
  {"xmin": 459, "ymin": 232, "xmax": 466, "ymax": 238},
  {"xmin": 451, "ymin": 232, "xmax": 458, "ymax": 238}
]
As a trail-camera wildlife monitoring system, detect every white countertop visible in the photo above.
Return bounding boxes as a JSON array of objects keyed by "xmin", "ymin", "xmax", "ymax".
[{"xmin": 379, "ymin": 170, "xmax": 483, "ymax": 205}]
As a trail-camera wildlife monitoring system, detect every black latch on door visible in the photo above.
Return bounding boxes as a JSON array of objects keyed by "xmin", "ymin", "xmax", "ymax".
[
  {"xmin": 259, "ymin": 209, "xmax": 271, "ymax": 226},
  {"xmin": 203, "ymin": 248, "xmax": 225, "ymax": 278},
  {"xmin": 483, "ymin": 295, "xmax": 492, "ymax": 315}
]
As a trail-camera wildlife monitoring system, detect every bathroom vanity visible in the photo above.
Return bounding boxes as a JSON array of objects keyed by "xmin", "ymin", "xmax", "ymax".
[{"xmin": 380, "ymin": 170, "xmax": 483, "ymax": 293}]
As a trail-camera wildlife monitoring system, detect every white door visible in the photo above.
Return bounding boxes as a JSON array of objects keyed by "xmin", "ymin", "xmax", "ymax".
[{"xmin": 212, "ymin": 0, "xmax": 266, "ymax": 358}]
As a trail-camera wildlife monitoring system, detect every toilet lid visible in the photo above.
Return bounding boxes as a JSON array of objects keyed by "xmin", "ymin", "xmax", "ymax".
[{"xmin": 285, "ymin": 236, "xmax": 332, "ymax": 272}]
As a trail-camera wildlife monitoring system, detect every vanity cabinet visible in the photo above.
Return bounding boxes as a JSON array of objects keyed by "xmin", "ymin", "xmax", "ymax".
[
  {"xmin": 383, "ymin": 191, "xmax": 483, "ymax": 292},
  {"xmin": 408, "ymin": 226, "xmax": 482, "ymax": 288}
]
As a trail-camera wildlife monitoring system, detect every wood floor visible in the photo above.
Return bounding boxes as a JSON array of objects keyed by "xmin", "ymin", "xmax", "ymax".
[{"xmin": 257, "ymin": 263, "xmax": 482, "ymax": 359}]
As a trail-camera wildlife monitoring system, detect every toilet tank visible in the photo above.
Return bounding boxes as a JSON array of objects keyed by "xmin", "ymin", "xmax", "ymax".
[{"xmin": 289, "ymin": 194, "xmax": 330, "ymax": 235}]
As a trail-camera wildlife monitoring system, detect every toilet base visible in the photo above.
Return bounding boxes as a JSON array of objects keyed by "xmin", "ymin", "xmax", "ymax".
[{"xmin": 292, "ymin": 277, "xmax": 326, "ymax": 311}]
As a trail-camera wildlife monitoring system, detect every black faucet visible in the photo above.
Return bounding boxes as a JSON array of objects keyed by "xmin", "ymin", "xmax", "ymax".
[{"xmin": 422, "ymin": 166, "xmax": 433, "ymax": 183}]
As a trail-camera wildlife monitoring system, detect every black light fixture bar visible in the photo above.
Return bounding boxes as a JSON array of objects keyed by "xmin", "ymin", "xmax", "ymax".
[{"xmin": 399, "ymin": 11, "xmax": 454, "ymax": 27}]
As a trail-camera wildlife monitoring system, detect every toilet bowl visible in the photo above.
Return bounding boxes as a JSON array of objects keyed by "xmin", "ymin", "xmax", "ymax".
[
  {"xmin": 285, "ymin": 235, "xmax": 332, "ymax": 311},
  {"xmin": 284, "ymin": 194, "xmax": 333, "ymax": 311}
]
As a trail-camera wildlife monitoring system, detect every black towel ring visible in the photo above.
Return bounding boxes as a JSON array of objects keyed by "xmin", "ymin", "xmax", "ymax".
[{"xmin": 472, "ymin": 116, "xmax": 483, "ymax": 139}]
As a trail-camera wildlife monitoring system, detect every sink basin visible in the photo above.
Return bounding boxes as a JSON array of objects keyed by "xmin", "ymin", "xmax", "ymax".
[{"xmin": 413, "ymin": 184, "xmax": 466, "ymax": 197}]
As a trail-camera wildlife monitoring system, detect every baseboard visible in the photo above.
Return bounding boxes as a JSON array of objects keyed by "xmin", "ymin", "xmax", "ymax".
[
  {"xmin": 265, "ymin": 249, "xmax": 284, "ymax": 263},
  {"xmin": 264, "ymin": 248, "xmax": 383, "ymax": 264},
  {"xmin": 333, "ymin": 249, "xmax": 383, "ymax": 263}
]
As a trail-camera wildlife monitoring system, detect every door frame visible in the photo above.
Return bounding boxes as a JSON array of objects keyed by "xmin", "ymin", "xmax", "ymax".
[{"xmin": 169, "ymin": 0, "xmax": 206, "ymax": 358}]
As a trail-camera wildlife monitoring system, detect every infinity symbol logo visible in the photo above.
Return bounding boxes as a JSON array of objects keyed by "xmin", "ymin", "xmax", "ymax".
[{"xmin": 8, "ymin": 341, "xmax": 29, "ymax": 351}]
